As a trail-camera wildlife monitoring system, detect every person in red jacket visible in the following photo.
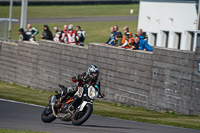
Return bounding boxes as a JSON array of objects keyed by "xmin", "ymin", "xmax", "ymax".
[
  {"xmin": 62, "ymin": 24, "xmax": 79, "ymax": 45},
  {"xmin": 53, "ymin": 26, "xmax": 62, "ymax": 42},
  {"xmin": 60, "ymin": 25, "xmax": 68, "ymax": 43}
]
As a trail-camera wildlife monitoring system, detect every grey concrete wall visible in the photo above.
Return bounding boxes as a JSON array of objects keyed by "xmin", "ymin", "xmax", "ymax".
[{"xmin": 0, "ymin": 40, "xmax": 199, "ymax": 115}]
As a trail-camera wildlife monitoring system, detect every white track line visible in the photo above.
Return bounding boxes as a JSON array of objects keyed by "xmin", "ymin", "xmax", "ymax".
[{"xmin": 0, "ymin": 98, "xmax": 44, "ymax": 108}]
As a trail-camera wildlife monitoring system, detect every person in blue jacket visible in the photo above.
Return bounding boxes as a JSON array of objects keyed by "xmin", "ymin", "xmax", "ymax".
[
  {"xmin": 132, "ymin": 35, "xmax": 153, "ymax": 51},
  {"xmin": 104, "ymin": 27, "xmax": 116, "ymax": 46}
]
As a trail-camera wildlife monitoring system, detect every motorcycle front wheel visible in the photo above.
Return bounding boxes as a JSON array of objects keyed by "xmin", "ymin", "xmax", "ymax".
[
  {"xmin": 41, "ymin": 104, "xmax": 56, "ymax": 123},
  {"xmin": 72, "ymin": 103, "xmax": 93, "ymax": 126}
]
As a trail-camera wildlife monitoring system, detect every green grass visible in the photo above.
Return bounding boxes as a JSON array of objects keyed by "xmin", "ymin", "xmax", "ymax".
[
  {"xmin": 0, "ymin": 129, "xmax": 48, "ymax": 133},
  {"xmin": 0, "ymin": 81, "xmax": 200, "ymax": 130},
  {"xmin": 11, "ymin": 20, "xmax": 138, "ymax": 45},
  {"xmin": 0, "ymin": 4, "xmax": 139, "ymax": 18}
]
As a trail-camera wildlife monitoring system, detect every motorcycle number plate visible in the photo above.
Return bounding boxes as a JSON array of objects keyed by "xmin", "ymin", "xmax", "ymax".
[{"xmin": 76, "ymin": 87, "xmax": 84, "ymax": 98}]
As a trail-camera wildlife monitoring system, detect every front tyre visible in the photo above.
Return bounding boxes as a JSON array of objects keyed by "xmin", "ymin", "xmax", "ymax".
[
  {"xmin": 41, "ymin": 104, "xmax": 56, "ymax": 123},
  {"xmin": 72, "ymin": 103, "xmax": 93, "ymax": 126}
]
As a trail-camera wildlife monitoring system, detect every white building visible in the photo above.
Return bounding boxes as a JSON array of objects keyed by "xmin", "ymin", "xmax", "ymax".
[{"xmin": 138, "ymin": 0, "xmax": 199, "ymax": 51}]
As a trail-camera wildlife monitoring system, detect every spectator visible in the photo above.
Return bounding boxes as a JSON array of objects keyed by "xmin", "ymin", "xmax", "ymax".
[
  {"xmin": 18, "ymin": 28, "xmax": 29, "ymax": 42},
  {"xmin": 122, "ymin": 26, "xmax": 132, "ymax": 44},
  {"xmin": 25, "ymin": 24, "xmax": 39, "ymax": 42},
  {"xmin": 118, "ymin": 33, "xmax": 134, "ymax": 48},
  {"xmin": 63, "ymin": 24, "xmax": 79, "ymax": 45},
  {"xmin": 137, "ymin": 28, "xmax": 148, "ymax": 42},
  {"xmin": 76, "ymin": 25, "xmax": 86, "ymax": 46},
  {"xmin": 41, "ymin": 25, "xmax": 53, "ymax": 41},
  {"xmin": 132, "ymin": 35, "xmax": 153, "ymax": 51},
  {"xmin": 61, "ymin": 25, "xmax": 68, "ymax": 43},
  {"xmin": 104, "ymin": 27, "xmax": 115, "ymax": 46},
  {"xmin": 131, "ymin": 41, "xmax": 139, "ymax": 50},
  {"xmin": 113, "ymin": 25, "xmax": 122, "ymax": 37},
  {"xmin": 53, "ymin": 26, "xmax": 62, "ymax": 42},
  {"xmin": 115, "ymin": 33, "xmax": 122, "ymax": 47}
]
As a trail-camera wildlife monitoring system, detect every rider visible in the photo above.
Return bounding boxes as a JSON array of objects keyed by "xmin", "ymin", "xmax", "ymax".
[{"xmin": 61, "ymin": 65, "xmax": 104, "ymax": 110}]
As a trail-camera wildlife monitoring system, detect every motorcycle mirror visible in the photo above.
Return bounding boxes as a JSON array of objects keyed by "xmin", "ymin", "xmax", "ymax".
[{"xmin": 101, "ymin": 92, "xmax": 105, "ymax": 98}]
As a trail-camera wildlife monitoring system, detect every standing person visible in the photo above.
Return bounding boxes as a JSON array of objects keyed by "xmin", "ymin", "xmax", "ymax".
[
  {"xmin": 53, "ymin": 26, "xmax": 62, "ymax": 42},
  {"xmin": 115, "ymin": 33, "xmax": 122, "ymax": 47},
  {"xmin": 41, "ymin": 25, "xmax": 53, "ymax": 41},
  {"xmin": 25, "ymin": 24, "xmax": 39, "ymax": 42},
  {"xmin": 63, "ymin": 24, "xmax": 79, "ymax": 45},
  {"xmin": 61, "ymin": 25, "xmax": 68, "ymax": 43},
  {"xmin": 122, "ymin": 26, "xmax": 132, "ymax": 44},
  {"xmin": 104, "ymin": 27, "xmax": 115, "ymax": 46},
  {"xmin": 137, "ymin": 28, "xmax": 148, "ymax": 42},
  {"xmin": 18, "ymin": 28, "xmax": 29, "ymax": 42},
  {"xmin": 76, "ymin": 25, "xmax": 86, "ymax": 46},
  {"xmin": 113, "ymin": 25, "xmax": 122, "ymax": 37}
]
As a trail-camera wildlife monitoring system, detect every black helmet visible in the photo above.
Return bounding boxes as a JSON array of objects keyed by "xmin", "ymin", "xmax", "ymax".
[{"xmin": 88, "ymin": 65, "xmax": 99, "ymax": 80}]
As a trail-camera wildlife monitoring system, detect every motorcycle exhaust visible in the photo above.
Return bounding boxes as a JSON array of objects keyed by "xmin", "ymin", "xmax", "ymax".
[
  {"xmin": 51, "ymin": 105, "xmax": 58, "ymax": 118},
  {"xmin": 50, "ymin": 96, "xmax": 56, "ymax": 106},
  {"xmin": 50, "ymin": 96, "xmax": 58, "ymax": 117}
]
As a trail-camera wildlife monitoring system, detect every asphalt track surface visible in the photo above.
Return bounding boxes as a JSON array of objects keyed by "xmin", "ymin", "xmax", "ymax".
[
  {"xmin": 0, "ymin": 99, "xmax": 200, "ymax": 133},
  {"xmin": 13, "ymin": 15, "xmax": 138, "ymax": 24}
]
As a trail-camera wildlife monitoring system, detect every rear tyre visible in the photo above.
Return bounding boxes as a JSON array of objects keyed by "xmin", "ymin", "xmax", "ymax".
[
  {"xmin": 72, "ymin": 103, "xmax": 93, "ymax": 126},
  {"xmin": 41, "ymin": 104, "xmax": 56, "ymax": 123}
]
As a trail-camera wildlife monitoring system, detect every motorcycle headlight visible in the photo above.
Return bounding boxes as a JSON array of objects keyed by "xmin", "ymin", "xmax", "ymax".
[{"xmin": 88, "ymin": 86, "xmax": 98, "ymax": 99}]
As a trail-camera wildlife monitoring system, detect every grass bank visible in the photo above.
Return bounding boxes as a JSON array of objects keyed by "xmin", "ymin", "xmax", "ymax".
[
  {"xmin": 10, "ymin": 20, "xmax": 138, "ymax": 45},
  {"xmin": 0, "ymin": 129, "xmax": 48, "ymax": 133},
  {"xmin": 0, "ymin": 4, "xmax": 139, "ymax": 18},
  {"xmin": 0, "ymin": 81, "xmax": 200, "ymax": 130}
]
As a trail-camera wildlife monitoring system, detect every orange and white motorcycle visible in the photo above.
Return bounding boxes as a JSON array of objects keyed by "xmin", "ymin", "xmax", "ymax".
[{"xmin": 41, "ymin": 83, "xmax": 104, "ymax": 126}]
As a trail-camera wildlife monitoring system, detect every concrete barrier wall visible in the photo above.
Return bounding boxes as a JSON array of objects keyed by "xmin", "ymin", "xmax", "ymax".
[{"xmin": 0, "ymin": 40, "xmax": 199, "ymax": 115}]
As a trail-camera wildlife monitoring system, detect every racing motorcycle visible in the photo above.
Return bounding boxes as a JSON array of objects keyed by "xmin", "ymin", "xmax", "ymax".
[{"xmin": 41, "ymin": 81, "xmax": 104, "ymax": 126}]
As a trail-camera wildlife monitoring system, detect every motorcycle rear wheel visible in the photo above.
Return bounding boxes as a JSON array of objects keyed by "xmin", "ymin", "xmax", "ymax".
[
  {"xmin": 41, "ymin": 104, "xmax": 56, "ymax": 123},
  {"xmin": 72, "ymin": 103, "xmax": 93, "ymax": 126}
]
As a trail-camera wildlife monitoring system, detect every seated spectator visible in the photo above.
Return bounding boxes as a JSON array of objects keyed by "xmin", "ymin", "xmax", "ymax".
[
  {"xmin": 104, "ymin": 27, "xmax": 115, "ymax": 46},
  {"xmin": 53, "ymin": 26, "xmax": 62, "ymax": 42},
  {"xmin": 25, "ymin": 24, "xmax": 39, "ymax": 42},
  {"xmin": 76, "ymin": 25, "xmax": 86, "ymax": 46},
  {"xmin": 137, "ymin": 28, "xmax": 148, "ymax": 42},
  {"xmin": 61, "ymin": 25, "xmax": 68, "ymax": 43},
  {"xmin": 118, "ymin": 33, "xmax": 134, "ymax": 49},
  {"xmin": 18, "ymin": 28, "xmax": 29, "ymax": 42},
  {"xmin": 41, "ymin": 25, "xmax": 53, "ymax": 41},
  {"xmin": 61, "ymin": 24, "xmax": 79, "ymax": 45},
  {"xmin": 122, "ymin": 26, "xmax": 132, "ymax": 44},
  {"xmin": 132, "ymin": 35, "xmax": 153, "ymax": 51},
  {"xmin": 115, "ymin": 33, "xmax": 122, "ymax": 47}
]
